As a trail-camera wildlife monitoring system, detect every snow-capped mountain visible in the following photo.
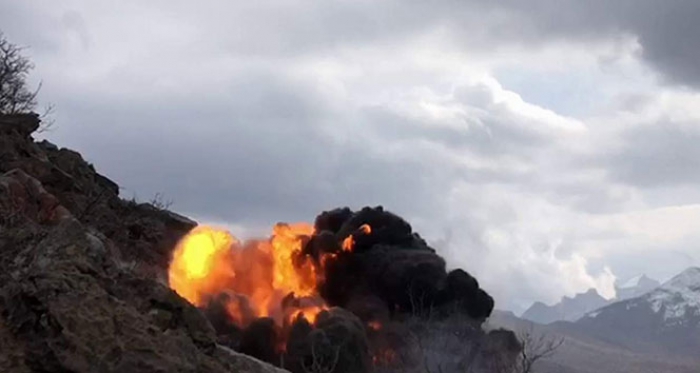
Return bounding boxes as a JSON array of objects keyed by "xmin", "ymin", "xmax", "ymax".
[
  {"xmin": 615, "ymin": 274, "xmax": 661, "ymax": 300},
  {"xmin": 489, "ymin": 310, "xmax": 700, "ymax": 373},
  {"xmin": 488, "ymin": 268, "xmax": 700, "ymax": 371},
  {"xmin": 645, "ymin": 267, "xmax": 700, "ymax": 324},
  {"xmin": 521, "ymin": 273, "xmax": 660, "ymax": 324},
  {"xmin": 573, "ymin": 267, "xmax": 700, "ymax": 356}
]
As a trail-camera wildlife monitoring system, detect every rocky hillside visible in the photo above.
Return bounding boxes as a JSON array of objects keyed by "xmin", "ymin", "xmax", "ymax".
[
  {"xmin": 0, "ymin": 114, "xmax": 519, "ymax": 373},
  {"xmin": 0, "ymin": 113, "xmax": 286, "ymax": 372}
]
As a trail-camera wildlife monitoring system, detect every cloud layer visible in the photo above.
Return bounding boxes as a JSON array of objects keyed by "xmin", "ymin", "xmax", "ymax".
[{"xmin": 3, "ymin": 0, "xmax": 700, "ymax": 312}]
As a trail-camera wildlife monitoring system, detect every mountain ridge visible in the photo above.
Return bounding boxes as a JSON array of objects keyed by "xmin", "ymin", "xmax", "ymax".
[
  {"xmin": 569, "ymin": 266, "xmax": 700, "ymax": 356},
  {"xmin": 522, "ymin": 273, "xmax": 661, "ymax": 324},
  {"xmin": 488, "ymin": 309, "xmax": 699, "ymax": 373}
]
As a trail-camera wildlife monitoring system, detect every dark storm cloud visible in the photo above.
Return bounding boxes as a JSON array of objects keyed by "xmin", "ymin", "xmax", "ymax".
[
  {"xmin": 208, "ymin": 0, "xmax": 700, "ymax": 87},
  {"xmin": 9, "ymin": 0, "xmax": 699, "ymax": 86},
  {"xmin": 516, "ymin": 0, "xmax": 700, "ymax": 87},
  {"xmin": 539, "ymin": 0, "xmax": 700, "ymax": 88},
  {"xmin": 408, "ymin": 0, "xmax": 700, "ymax": 87}
]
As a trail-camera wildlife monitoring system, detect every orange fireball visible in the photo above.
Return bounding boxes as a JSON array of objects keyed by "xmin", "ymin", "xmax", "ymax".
[
  {"xmin": 168, "ymin": 226, "xmax": 237, "ymax": 306},
  {"xmin": 169, "ymin": 222, "xmax": 330, "ymax": 327}
]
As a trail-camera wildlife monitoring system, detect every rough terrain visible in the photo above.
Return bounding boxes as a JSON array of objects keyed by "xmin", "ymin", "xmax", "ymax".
[{"xmin": 0, "ymin": 113, "xmax": 287, "ymax": 373}]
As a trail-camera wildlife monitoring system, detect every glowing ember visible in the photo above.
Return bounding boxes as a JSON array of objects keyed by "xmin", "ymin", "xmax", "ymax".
[
  {"xmin": 367, "ymin": 321, "xmax": 382, "ymax": 331},
  {"xmin": 372, "ymin": 348, "xmax": 397, "ymax": 366},
  {"xmin": 341, "ymin": 224, "xmax": 372, "ymax": 252}
]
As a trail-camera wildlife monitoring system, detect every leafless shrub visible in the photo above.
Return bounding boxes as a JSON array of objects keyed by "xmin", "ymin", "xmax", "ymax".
[
  {"xmin": 406, "ymin": 281, "xmax": 435, "ymax": 319},
  {"xmin": 37, "ymin": 103, "xmax": 56, "ymax": 133},
  {"xmin": 398, "ymin": 313, "xmax": 484, "ymax": 373},
  {"xmin": 150, "ymin": 192, "xmax": 174, "ymax": 211},
  {"xmin": 122, "ymin": 192, "xmax": 174, "ymax": 211},
  {"xmin": 0, "ymin": 31, "xmax": 40, "ymax": 114},
  {"xmin": 301, "ymin": 336, "xmax": 341, "ymax": 373},
  {"xmin": 516, "ymin": 327, "xmax": 564, "ymax": 373}
]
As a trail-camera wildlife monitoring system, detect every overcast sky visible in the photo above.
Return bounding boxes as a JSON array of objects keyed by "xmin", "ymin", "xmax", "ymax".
[{"xmin": 3, "ymin": 0, "xmax": 700, "ymax": 313}]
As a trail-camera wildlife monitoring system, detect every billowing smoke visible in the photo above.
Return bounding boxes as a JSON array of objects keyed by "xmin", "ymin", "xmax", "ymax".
[
  {"xmin": 169, "ymin": 206, "xmax": 499, "ymax": 373},
  {"xmin": 313, "ymin": 207, "xmax": 493, "ymax": 320}
]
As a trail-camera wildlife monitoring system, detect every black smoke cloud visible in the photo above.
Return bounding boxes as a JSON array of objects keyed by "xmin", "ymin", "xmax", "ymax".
[
  {"xmin": 314, "ymin": 206, "xmax": 494, "ymax": 320},
  {"xmin": 206, "ymin": 206, "xmax": 495, "ymax": 372}
]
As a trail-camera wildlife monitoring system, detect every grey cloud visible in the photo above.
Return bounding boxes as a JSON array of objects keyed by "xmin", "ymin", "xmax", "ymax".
[
  {"xmin": 601, "ymin": 121, "xmax": 700, "ymax": 188},
  {"xmin": 6, "ymin": 0, "xmax": 700, "ymax": 86},
  {"xmin": 500, "ymin": 0, "xmax": 700, "ymax": 87},
  {"xmin": 4, "ymin": 0, "xmax": 700, "ymax": 312},
  {"xmin": 46, "ymin": 72, "xmax": 446, "ymax": 228},
  {"xmin": 365, "ymin": 83, "xmax": 563, "ymax": 161}
]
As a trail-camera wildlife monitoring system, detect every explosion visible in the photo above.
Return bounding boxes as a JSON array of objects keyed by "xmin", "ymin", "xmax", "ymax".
[
  {"xmin": 169, "ymin": 223, "xmax": 328, "ymax": 325},
  {"xmin": 168, "ymin": 226, "xmax": 237, "ymax": 306},
  {"xmin": 167, "ymin": 206, "xmax": 497, "ymax": 373}
]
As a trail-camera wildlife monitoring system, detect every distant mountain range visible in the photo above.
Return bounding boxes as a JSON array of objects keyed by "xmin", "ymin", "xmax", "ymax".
[
  {"xmin": 521, "ymin": 273, "xmax": 660, "ymax": 324},
  {"xmin": 615, "ymin": 274, "xmax": 661, "ymax": 300},
  {"xmin": 522, "ymin": 288, "xmax": 610, "ymax": 324},
  {"xmin": 571, "ymin": 267, "xmax": 700, "ymax": 356},
  {"xmin": 489, "ymin": 267, "xmax": 700, "ymax": 373}
]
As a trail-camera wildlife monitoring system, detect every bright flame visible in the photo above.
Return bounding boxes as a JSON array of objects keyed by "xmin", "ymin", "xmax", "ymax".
[
  {"xmin": 168, "ymin": 226, "xmax": 237, "ymax": 306},
  {"xmin": 271, "ymin": 223, "xmax": 316, "ymax": 296},
  {"xmin": 287, "ymin": 305, "xmax": 326, "ymax": 325},
  {"xmin": 169, "ymin": 223, "xmax": 328, "ymax": 327}
]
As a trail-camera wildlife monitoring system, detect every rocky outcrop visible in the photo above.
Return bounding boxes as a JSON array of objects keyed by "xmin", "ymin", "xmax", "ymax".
[
  {"xmin": 0, "ymin": 114, "xmax": 516, "ymax": 373},
  {"xmin": 0, "ymin": 113, "xmax": 196, "ymax": 281},
  {"xmin": 0, "ymin": 114, "xmax": 285, "ymax": 373}
]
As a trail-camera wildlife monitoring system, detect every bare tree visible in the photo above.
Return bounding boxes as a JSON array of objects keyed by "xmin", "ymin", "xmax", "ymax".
[
  {"xmin": 0, "ymin": 31, "xmax": 40, "ymax": 114},
  {"xmin": 517, "ymin": 327, "xmax": 564, "ymax": 373},
  {"xmin": 301, "ymin": 336, "xmax": 341, "ymax": 373},
  {"xmin": 406, "ymin": 280, "xmax": 434, "ymax": 319},
  {"xmin": 402, "ymin": 313, "xmax": 482, "ymax": 373},
  {"xmin": 149, "ymin": 192, "xmax": 174, "ymax": 211}
]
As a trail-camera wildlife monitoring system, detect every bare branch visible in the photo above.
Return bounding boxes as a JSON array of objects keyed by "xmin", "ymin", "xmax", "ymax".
[
  {"xmin": 150, "ymin": 192, "xmax": 174, "ymax": 210},
  {"xmin": 301, "ymin": 336, "xmax": 341, "ymax": 373},
  {"xmin": 37, "ymin": 101, "xmax": 56, "ymax": 133},
  {"xmin": 0, "ymin": 31, "xmax": 40, "ymax": 114},
  {"xmin": 517, "ymin": 326, "xmax": 564, "ymax": 373}
]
